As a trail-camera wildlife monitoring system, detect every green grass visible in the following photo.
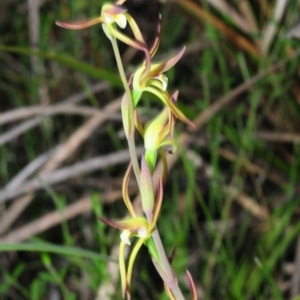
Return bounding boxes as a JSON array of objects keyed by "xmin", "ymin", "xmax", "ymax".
[{"xmin": 1, "ymin": 0, "xmax": 300, "ymax": 299}]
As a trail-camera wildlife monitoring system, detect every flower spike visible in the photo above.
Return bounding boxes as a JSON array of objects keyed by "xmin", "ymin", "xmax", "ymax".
[{"xmin": 59, "ymin": 1, "xmax": 194, "ymax": 298}]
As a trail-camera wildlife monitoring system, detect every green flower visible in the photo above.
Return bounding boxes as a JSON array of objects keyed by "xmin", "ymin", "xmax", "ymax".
[
  {"xmin": 131, "ymin": 45, "xmax": 193, "ymax": 127},
  {"xmin": 98, "ymin": 163, "xmax": 164, "ymax": 298},
  {"xmin": 56, "ymin": 1, "xmax": 151, "ymax": 68},
  {"xmin": 143, "ymin": 93, "xmax": 178, "ymax": 172}
]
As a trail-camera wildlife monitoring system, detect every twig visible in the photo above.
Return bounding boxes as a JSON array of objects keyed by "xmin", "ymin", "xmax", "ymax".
[
  {"xmin": 0, "ymin": 96, "xmax": 118, "ymax": 235},
  {"xmin": 217, "ymin": 147, "xmax": 287, "ymax": 187},
  {"xmin": 172, "ymin": 0, "xmax": 260, "ymax": 56},
  {"xmin": 0, "ymin": 82, "xmax": 110, "ymax": 146},
  {"xmin": 62, "ymin": 82, "xmax": 110, "ymax": 105},
  {"xmin": 189, "ymin": 48, "xmax": 300, "ymax": 131},
  {"xmin": 0, "ymin": 105, "xmax": 105, "ymax": 125},
  {"xmin": 237, "ymin": 0, "xmax": 258, "ymax": 36},
  {"xmin": 0, "ymin": 195, "xmax": 33, "ymax": 236},
  {"xmin": 41, "ymin": 100, "xmax": 120, "ymax": 172},
  {"xmin": 27, "ymin": 0, "xmax": 50, "ymax": 104},
  {"xmin": 205, "ymin": 0, "xmax": 255, "ymax": 34},
  {"xmin": 5, "ymin": 146, "xmax": 60, "ymax": 190},
  {"xmin": 254, "ymin": 131, "xmax": 300, "ymax": 143},
  {"xmin": 290, "ymin": 234, "xmax": 300, "ymax": 298},
  {"xmin": 0, "ymin": 191, "xmax": 122, "ymax": 243},
  {"xmin": 0, "ymin": 147, "xmax": 143, "ymax": 204},
  {"xmin": 225, "ymin": 187, "xmax": 269, "ymax": 221},
  {"xmin": 261, "ymin": 0, "xmax": 289, "ymax": 54},
  {"xmin": 0, "ymin": 117, "xmax": 42, "ymax": 146}
]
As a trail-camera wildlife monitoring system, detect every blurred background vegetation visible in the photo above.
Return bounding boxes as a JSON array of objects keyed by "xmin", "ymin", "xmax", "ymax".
[{"xmin": 1, "ymin": 0, "xmax": 300, "ymax": 299}]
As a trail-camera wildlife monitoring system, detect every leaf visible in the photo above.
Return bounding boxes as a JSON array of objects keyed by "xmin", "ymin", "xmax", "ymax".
[
  {"xmin": 0, "ymin": 242, "xmax": 114, "ymax": 262},
  {"xmin": 0, "ymin": 45, "xmax": 122, "ymax": 86}
]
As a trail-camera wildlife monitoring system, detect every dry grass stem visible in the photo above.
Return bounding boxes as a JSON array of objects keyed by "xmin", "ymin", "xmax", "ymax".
[
  {"xmin": 27, "ymin": 0, "xmax": 49, "ymax": 104},
  {"xmin": 217, "ymin": 148, "xmax": 286, "ymax": 187},
  {"xmin": 237, "ymin": 0, "xmax": 258, "ymax": 35},
  {"xmin": 5, "ymin": 146, "xmax": 60, "ymax": 190},
  {"xmin": 173, "ymin": 0, "xmax": 260, "ymax": 56},
  {"xmin": 205, "ymin": 0, "xmax": 255, "ymax": 35},
  {"xmin": 0, "ymin": 117, "xmax": 42, "ymax": 146},
  {"xmin": 261, "ymin": 0, "xmax": 289, "ymax": 54},
  {"xmin": 226, "ymin": 187, "xmax": 269, "ymax": 221},
  {"xmin": 0, "ymin": 105, "xmax": 105, "ymax": 125},
  {"xmin": 291, "ymin": 234, "xmax": 300, "ymax": 298},
  {"xmin": 0, "ymin": 148, "xmax": 144, "ymax": 204},
  {"xmin": 0, "ymin": 97, "xmax": 120, "ymax": 234},
  {"xmin": 0, "ymin": 190, "xmax": 124, "ymax": 243},
  {"xmin": 255, "ymin": 131, "xmax": 300, "ymax": 143}
]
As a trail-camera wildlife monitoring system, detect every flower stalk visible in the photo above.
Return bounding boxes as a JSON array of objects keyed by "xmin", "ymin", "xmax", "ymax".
[{"xmin": 56, "ymin": 1, "xmax": 197, "ymax": 299}]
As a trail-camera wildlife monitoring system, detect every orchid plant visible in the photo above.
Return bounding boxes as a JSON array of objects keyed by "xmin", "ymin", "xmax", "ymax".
[{"xmin": 56, "ymin": 1, "xmax": 196, "ymax": 299}]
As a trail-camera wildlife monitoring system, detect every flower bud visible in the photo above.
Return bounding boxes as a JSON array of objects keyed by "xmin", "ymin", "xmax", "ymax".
[{"xmin": 144, "ymin": 108, "xmax": 169, "ymax": 170}]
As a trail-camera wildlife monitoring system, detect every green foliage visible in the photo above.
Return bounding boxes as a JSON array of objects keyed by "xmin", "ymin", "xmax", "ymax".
[{"xmin": 1, "ymin": 0, "xmax": 300, "ymax": 299}]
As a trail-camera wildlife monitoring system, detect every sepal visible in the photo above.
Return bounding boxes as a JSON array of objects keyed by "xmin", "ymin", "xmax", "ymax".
[{"xmin": 141, "ymin": 156, "xmax": 155, "ymax": 213}]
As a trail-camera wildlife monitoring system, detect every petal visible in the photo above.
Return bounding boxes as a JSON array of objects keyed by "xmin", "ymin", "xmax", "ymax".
[
  {"xmin": 103, "ymin": 14, "xmax": 115, "ymax": 24},
  {"xmin": 122, "ymin": 163, "xmax": 136, "ymax": 217},
  {"xmin": 159, "ymin": 140, "xmax": 178, "ymax": 154},
  {"xmin": 155, "ymin": 74, "xmax": 168, "ymax": 91},
  {"xmin": 125, "ymin": 13, "xmax": 145, "ymax": 43},
  {"xmin": 168, "ymin": 247, "xmax": 176, "ymax": 264},
  {"xmin": 148, "ymin": 46, "xmax": 186, "ymax": 77},
  {"xmin": 150, "ymin": 177, "xmax": 163, "ymax": 230},
  {"xmin": 134, "ymin": 110, "xmax": 144, "ymax": 137},
  {"xmin": 141, "ymin": 156, "xmax": 155, "ymax": 213},
  {"xmin": 132, "ymin": 66, "xmax": 145, "ymax": 91},
  {"xmin": 127, "ymin": 237, "xmax": 146, "ymax": 295},
  {"xmin": 119, "ymin": 241, "xmax": 127, "ymax": 298},
  {"xmin": 144, "ymin": 108, "xmax": 169, "ymax": 150},
  {"xmin": 171, "ymin": 90, "xmax": 179, "ymax": 104},
  {"xmin": 149, "ymin": 14, "xmax": 162, "ymax": 57},
  {"xmin": 110, "ymin": 26, "xmax": 144, "ymax": 50},
  {"xmin": 102, "ymin": 23, "xmax": 113, "ymax": 40},
  {"xmin": 56, "ymin": 16, "xmax": 103, "ymax": 30},
  {"xmin": 144, "ymin": 87, "xmax": 194, "ymax": 127},
  {"xmin": 132, "ymin": 89, "xmax": 143, "ymax": 106},
  {"xmin": 102, "ymin": 3, "xmax": 127, "ymax": 16},
  {"xmin": 186, "ymin": 270, "xmax": 198, "ymax": 300},
  {"xmin": 155, "ymin": 123, "xmax": 170, "ymax": 148},
  {"xmin": 120, "ymin": 230, "xmax": 132, "ymax": 245},
  {"xmin": 145, "ymin": 149, "xmax": 158, "ymax": 173},
  {"xmin": 137, "ymin": 227, "xmax": 148, "ymax": 238},
  {"xmin": 98, "ymin": 216, "xmax": 148, "ymax": 231},
  {"xmin": 110, "ymin": 26, "xmax": 149, "ymax": 57},
  {"xmin": 115, "ymin": 14, "xmax": 127, "ymax": 28},
  {"xmin": 159, "ymin": 148, "xmax": 168, "ymax": 185},
  {"xmin": 146, "ymin": 78, "xmax": 165, "ymax": 91},
  {"xmin": 147, "ymin": 75, "xmax": 168, "ymax": 91}
]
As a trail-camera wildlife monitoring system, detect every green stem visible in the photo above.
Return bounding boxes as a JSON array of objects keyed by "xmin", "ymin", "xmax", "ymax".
[{"xmin": 110, "ymin": 37, "xmax": 141, "ymax": 189}]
